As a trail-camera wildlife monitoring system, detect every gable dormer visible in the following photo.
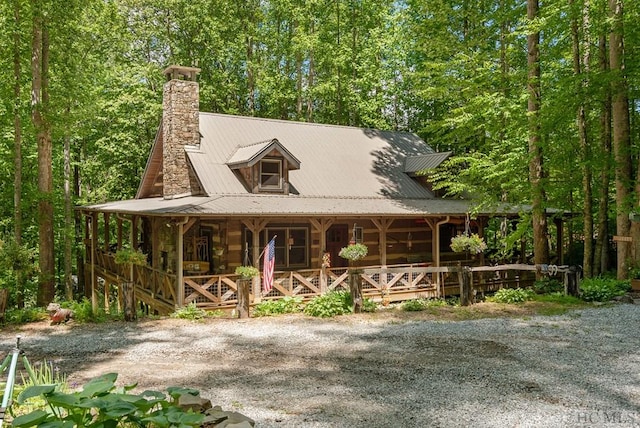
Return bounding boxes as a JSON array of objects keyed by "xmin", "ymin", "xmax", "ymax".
[
  {"xmin": 404, "ymin": 151, "xmax": 452, "ymax": 197},
  {"xmin": 227, "ymin": 138, "xmax": 301, "ymax": 194}
]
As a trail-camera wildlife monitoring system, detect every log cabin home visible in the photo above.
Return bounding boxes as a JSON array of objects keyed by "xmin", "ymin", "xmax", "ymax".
[{"xmin": 79, "ymin": 65, "xmax": 554, "ymax": 315}]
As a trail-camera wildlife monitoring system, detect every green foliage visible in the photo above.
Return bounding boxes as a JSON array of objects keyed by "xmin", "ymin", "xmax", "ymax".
[
  {"xmin": 450, "ymin": 233, "xmax": 488, "ymax": 254},
  {"xmin": 532, "ymin": 292, "xmax": 583, "ymax": 305},
  {"xmin": 401, "ymin": 298, "xmax": 454, "ymax": 311},
  {"xmin": 64, "ymin": 298, "xmax": 107, "ymax": 323},
  {"xmin": 170, "ymin": 302, "xmax": 210, "ymax": 320},
  {"xmin": 488, "ymin": 288, "xmax": 535, "ymax": 304},
  {"xmin": 3, "ymin": 307, "xmax": 48, "ymax": 325},
  {"xmin": 303, "ymin": 291, "xmax": 352, "ymax": 317},
  {"xmin": 114, "ymin": 248, "xmax": 147, "ymax": 266},
  {"xmin": 12, "ymin": 373, "xmax": 204, "ymax": 428},
  {"xmin": 533, "ymin": 278, "xmax": 564, "ymax": 294},
  {"xmin": 338, "ymin": 244, "xmax": 368, "ymax": 261},
  {"xmin": 361, "ymin": 298, "xmax": 377, "ymax": 313},
  {"xmin": 235, "ymin": 266, "xmax": 260, "ymax": 279},
  {"xmin": 253, "ymin": 296, "xmax": 303, "ymax": 317},
  {"xmin": 579, "ymin": 277, "xmax": 630, "ymax": 302}
]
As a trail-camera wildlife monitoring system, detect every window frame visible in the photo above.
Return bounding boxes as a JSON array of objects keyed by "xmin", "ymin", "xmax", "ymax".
[{"xmin": 258, "ymin": 158, "xmax": 283, "ymax": 190}]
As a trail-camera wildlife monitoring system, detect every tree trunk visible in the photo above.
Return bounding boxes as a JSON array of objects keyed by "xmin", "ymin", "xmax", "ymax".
[
  {"xmin": 609, "ymin": 0, "xmax": 632, "ymax": 279},
  {"xmin": 14, "ymin": 0, "xmax": 24, "ymax": 307},
  {"xmin": 527, "ymin": 0, "xmax": 549, "ymax": 266},
  {"xmin": 64, "ymin": 105, "xmax": 74, "ymax": 300},
  {"xmin": 32, "ymin": 6, "xmax": 55, "ymax": 306},
  {"xmin": 570, "ymin": 0, "xmax": 593, "ymax": 277},
  {"xmin": 594, "ymin": 32, "xmax": 611, "ymax": 276},
  {"xmin": 348, "ymin": 267, "xmax": 363, "ymax": 313}
]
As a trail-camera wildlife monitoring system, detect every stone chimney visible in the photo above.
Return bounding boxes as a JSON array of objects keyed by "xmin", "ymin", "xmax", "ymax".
[{"xmin": 162, "ymin": 65, "xmax": 201, "ymax": 198}]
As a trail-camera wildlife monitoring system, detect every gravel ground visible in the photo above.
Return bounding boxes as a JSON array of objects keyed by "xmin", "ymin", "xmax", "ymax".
[{"xmin": 1, "ymin": 303, "xmax": 640, "ymax": 427}]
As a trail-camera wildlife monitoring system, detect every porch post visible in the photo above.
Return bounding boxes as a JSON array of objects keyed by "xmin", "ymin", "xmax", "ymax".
[
  {"xmin": 177, "ymin": 217, "xmax": 188, "ymax": 308},
  {"xmin": 242, "ymin": 219, "xmax": 269, "ymax": 302},
  {"xmin": 90, "ymin": 212, "xmax": 98, "ymax": 313},
  {"xmin": 554, "ymin": 217, "xmax": 564, "ymax": 264},
  {"xmin": 116, "ymin": 217, "xmax": 123, "ymax": 250},
  {"xmin": 310, "ymin": 218, "xmax": 334, "ymax": 294},
  {"xmin": 103, "ymin": 213, "xmax": 110, "ymax": 252},
  {"xmin": 371, "ymin": 218, "xmax": 394, "ymax": 266}
]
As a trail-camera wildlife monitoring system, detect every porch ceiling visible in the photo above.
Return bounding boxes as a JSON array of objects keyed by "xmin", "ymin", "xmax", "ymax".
[{"xmin": 79, "ymin": 194, "xmax": 526, "ymax": 217}]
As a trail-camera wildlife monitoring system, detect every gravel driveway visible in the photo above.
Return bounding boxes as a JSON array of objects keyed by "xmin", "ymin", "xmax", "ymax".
[{"xmin": 1, "ymin": 303, "xmax": 639, "ymax": 427}]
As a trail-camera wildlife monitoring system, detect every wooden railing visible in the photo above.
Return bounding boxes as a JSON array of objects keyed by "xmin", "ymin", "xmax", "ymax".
[{"xmin": 93, "ymin": 255, "xmax": 580, "ymax": 313}]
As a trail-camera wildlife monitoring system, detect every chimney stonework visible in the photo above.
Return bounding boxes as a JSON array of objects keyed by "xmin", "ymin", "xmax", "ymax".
[{"xmin": 162, "ymin": 66, "xmax": 201, "ymax": 198}]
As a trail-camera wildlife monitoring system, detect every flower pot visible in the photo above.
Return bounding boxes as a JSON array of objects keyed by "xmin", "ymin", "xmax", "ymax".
[{"xmin": 631, "ymin": 279, "xmax": 640, "ymax": 291}]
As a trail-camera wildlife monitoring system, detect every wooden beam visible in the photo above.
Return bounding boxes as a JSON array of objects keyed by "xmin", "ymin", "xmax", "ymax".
[
  {"xmin": 103, "ymin": 213, "xmax": 110, "ymax": 252},
  {"xmin": 372, "ymin": 218, "xmax": 394, "ymax": 266},
  {"xmin": 182, "ymin": 217, "xmax": 197, "ymax": 235}
]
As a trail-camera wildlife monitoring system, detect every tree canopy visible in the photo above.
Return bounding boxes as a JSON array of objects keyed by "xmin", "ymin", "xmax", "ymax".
[{"xmin": 0, "ymin": 0, "xmax": 639, "ymax": 304}]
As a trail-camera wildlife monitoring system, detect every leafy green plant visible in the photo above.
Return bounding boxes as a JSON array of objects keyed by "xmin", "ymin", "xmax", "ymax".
[
  {"xmin": 234, "ymin": 265, "xmax": 260, "ymax": 279},
  {"xmin": 62, "ymin": 298, "xmax": 108, "ymax": 323},
  {"xmin": 303, "ymin": 291, "xmax": 352, "ymax": 317},
  {"xmin": 533, "ymin": 278, "xmax": 564, "ymax": 294},
  {"xmin": 580, "ymin": 277, "xmax": 629, "ymax": 302},
  {"xmin": 362, "ymin": 298, "xmax": 377, "ymax": 313},
  {"xmin": 171, "ymin": 302, "xmax": 211, "ymax": 320},
  {"xmin": 3, "ymin": 307, "xmax": 48, "ymax": 325},
  {"xmin": 12, "ymin": 373, "xmax": 204, "ymax": 428},
  {"xmin": 338, "ymin": 243, "xmax": 368, "ymax": 261},
  {"xmin": 401, "ymin": 298, "xmax": 451, "ymax": 311},
  {"xmin": 450, "ymin": 233, "xmax": 488, "ymax": 254},
  {"xmin": 488, "ymin": 288, "xmax": 535, "ymax": 304},
  {"xmin": 114, "ymin": 248, "xmax": 147, "ymax": 266},
  {"xmin": 253, "ymin": 296, "xmax": 304, "ymax": 317}
]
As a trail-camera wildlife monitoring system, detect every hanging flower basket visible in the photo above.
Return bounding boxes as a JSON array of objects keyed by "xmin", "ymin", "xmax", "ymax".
[
  {"xmin": 235, "ymin": 265, "xmax": 260, "ymax": 280},
  {"xmin": 338, "ymin": 243, "xmax": 368, "ymax": 262},
  {"xmin": 450, "ymin": 233, "xmax": 487, "ymax": 255},
  {"xmin": 114, "ymin": 248, "xmax": 147, "ymax": 266}
]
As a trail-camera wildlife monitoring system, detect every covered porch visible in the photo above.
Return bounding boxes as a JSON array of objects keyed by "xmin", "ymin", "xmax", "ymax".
[{"xmin": 80, "ymin": 206, "xmax": 566, "ymax": 315}]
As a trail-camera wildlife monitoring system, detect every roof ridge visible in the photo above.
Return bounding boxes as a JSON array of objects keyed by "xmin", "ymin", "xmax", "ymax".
[{"xmin": 198, "ymin": 111, "xmax": 415, "ymax": 135}]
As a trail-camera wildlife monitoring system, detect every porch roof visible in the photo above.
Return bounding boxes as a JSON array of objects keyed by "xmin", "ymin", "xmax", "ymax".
[{"xmin": 81, "ymin": 194, "xmax": 525, "ymax": 217}]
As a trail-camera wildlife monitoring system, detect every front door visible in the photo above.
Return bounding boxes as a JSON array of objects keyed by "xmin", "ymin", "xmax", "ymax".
[{"xmin": 326, "ymin": 224, "xmax": 349, "ymax": 268}]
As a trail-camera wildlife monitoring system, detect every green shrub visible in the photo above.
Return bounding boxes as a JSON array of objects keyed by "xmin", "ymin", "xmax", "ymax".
[
  {"xmin": 362, "ymin": 298, "xmax": 377, "ymax": 313},
  {"xmin": 489, "ymin": 288, "xmax": 535, "ymax": 304},
  {"xmin": 3, "ymin": 307, "xmax": 48, "ymax": 325},
  {"xmin": 580, "ymin": 277, "xmax": 629, "ymax": 302},
  {"xmin": 533, "ymin": 278, "xmax": 564, "ymax": 294},
  {"xmin": 402, "ymin": 299, "xmax": 428, "ymax": 311},
  {"xmin": 64, "ymin": 298, "xmax": 107, "ymax": 323},
  {"xmin": 304, "ymin": 291, "xmax": 352, "ymax": 317},
  {"xmin": 401, "ymin": 298, "xmax": 451, "ymax": 311},
  {"xmin": 12, "ymin": 373, "xmax": 204, "ymax": 428},
  {"xmin": 253, "ymin": 296, "xmax": 303, "ymax": 317},
  {"xmin": 171, "ymin": 302, "xmax": 210, "ymax": 320}
]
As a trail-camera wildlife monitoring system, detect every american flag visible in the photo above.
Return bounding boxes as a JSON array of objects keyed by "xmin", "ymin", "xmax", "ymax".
[{"xmin": 263, "ymin": 237, "xmax": 276, "ymax": 294}]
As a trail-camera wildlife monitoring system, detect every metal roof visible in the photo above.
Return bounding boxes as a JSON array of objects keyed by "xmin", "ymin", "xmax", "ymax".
[
  {"xmin": 82, "ymin": 194, "xmax": 525, "ymax": 217},
  {"xmin": 191, "ymin": 113, "xmax": 436, "ymax": 199},
  {"xmin": 404, "ymin": 151, "xmax": 452, "ymax": 175},
  {"xmin": 226, "ymin": 138, "xmax": 301, "ymax": 169}
]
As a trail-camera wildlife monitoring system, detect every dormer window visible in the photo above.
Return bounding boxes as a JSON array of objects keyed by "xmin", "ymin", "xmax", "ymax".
[
  {"xmin": 260, "ymin": 159, "xmax": 283, "ymax": 190},
  {"xmin": 227, "ymin": 138, "xmax": 301, "ymax": 195}
]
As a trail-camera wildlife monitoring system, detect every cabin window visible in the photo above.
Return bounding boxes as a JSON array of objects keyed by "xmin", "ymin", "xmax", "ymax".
[
  {"xmin": 259, "ymin": 159, "xmax": 282, "ymax": 190},
  {"xmin": 243, "ymin": 226, "xmax": 309, "ymax": 269}
]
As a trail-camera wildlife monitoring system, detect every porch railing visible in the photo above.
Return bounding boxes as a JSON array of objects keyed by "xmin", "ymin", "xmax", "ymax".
[{"xmin": 93, "ymin": 252, "xmax": 578, "ymax": 313}]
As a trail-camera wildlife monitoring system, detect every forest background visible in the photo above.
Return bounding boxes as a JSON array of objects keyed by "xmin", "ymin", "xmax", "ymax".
[{"xmin": 0, "ymin": 0, "xmax": 638, "ymax": 307}]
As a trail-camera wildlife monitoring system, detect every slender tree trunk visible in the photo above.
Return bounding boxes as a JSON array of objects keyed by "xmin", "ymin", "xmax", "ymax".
[
  {"xmin": 64, "ymin": 105, "xmax": 74, "ymax": 300},
  {"xmin": 609, "ymin": 0, "xmax": 632, "ymax": 278},
  {"xmin": 594, "ymin": 33, "xmax": 612, "ymax": 276},
  {"xmin": 14, "ymin": 0, "xmax": 24, "ymax": 307},
  {"xmin": 306, "ymin": 18, "xmax": 315, "ymax": 122},
  {"xmin": 74, "ymin": 145, "xmax": 86, "ymax": 296},
  {"xmin": 527, "ymin": 0, "xmax": 550, "ymax": 266},
  {"xmin": 32, "ymin": 5, "xmax": 55, "ymax": 305},
  {"xmin": 570, "ymin": 0, "xmax": 593, "ymax": 277}
]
